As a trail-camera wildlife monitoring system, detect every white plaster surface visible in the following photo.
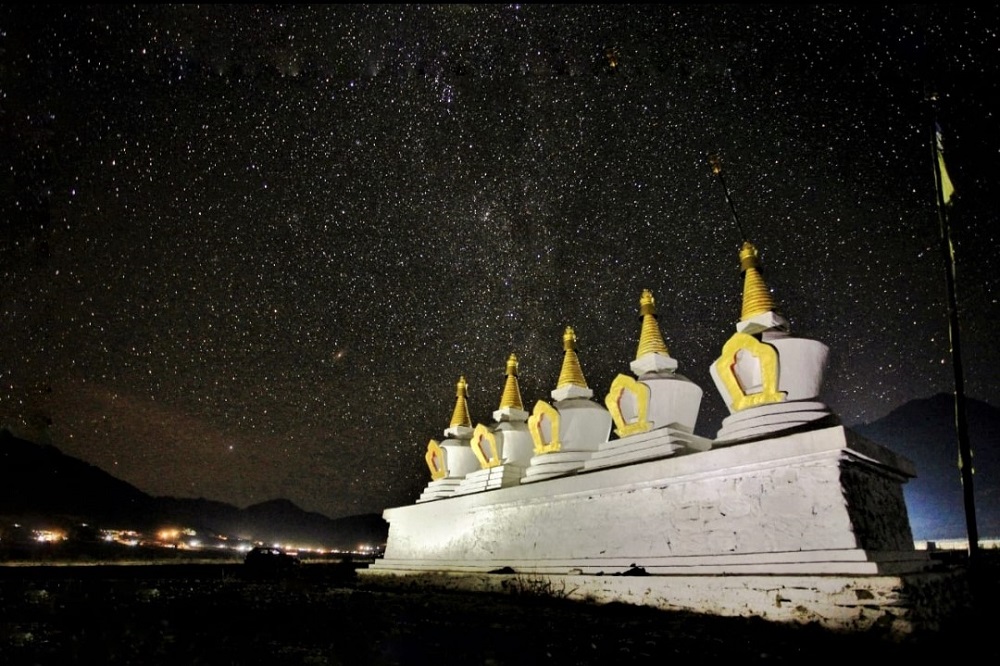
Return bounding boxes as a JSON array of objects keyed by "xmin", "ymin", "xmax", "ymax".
[
  {"xmin": 493, "ymin": 421, "xmax": 535, "ymax": 467},
  {"xmin": 551, "ymin": 384, "xmax": 593, "ymax": 401},
  {"xmin": 714, "ymin": 401, "xmax": 833, "ymax": 443},
  {"xmin": 440, "ymin": 440, "xmax": 479, "ymax": 478},
  {"xmin": 766, "ymin": 335, "xmax": 829, "ymax": 400},
  {"xmin": 580, "ymin": 427, "xmax": 704, "ymax": 471},
  {"xmin": 552, "ymin": 398, "xmax": 612, "ymax": 452},
  {"xmin": 417, "ymin": 478, "xmax": 465, "ymax": 502},
  {"xmin": 710, "ymin": 335, "xmax": 830, "ymax": 415},
  {"xmin": 736, "ymin": 310, "xmax": 789, "ymax": 334},
  {"xmin": 493, "ymin": 406, "xmax": 529, "ymax": 423},
  {"xmin": 371, "ymin": 425, "xmax": 948, "ymax": 634},
  {"xmin": 374, "ymin": 426, "xmax": 920, "ymax": 576},
  {"xmin": 634, "ymin": 374, "xmax": 703, "ymax": 432},
  {"xmin": 629, "ymin": 351, "xmax": 678, "ymax": 376},
  {"xmin": 454, "ymin": 465, "xmax": 525, "ymax": 495}
]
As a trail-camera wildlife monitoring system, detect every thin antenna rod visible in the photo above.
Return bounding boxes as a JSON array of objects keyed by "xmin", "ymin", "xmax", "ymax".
[{"xmin": 708, "ymin": 153, "xmax": 748, "ymax": 242}]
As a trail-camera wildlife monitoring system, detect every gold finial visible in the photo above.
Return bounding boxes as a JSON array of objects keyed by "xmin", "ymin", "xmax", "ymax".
[
  {"xmin": 448, "ymin": 376, "xmax": 472, "ymax": 428},
  {"xmin": 556, "ymin": 326, "xmax": 589, "ymax": 389},
  {"xmin": 635, "ymin": 290, "xmax": 670, "ymax": 359},
  {"xmin": 498, "ymin": 353, "xmax": 524, "ymax": 410},
  {"xmin": 708, "ymin": 153, "xmax": 722, "ymax": 175},
  {"xmin": 739, "ymin": 242, "xmax": 777, "ymax": 320}
]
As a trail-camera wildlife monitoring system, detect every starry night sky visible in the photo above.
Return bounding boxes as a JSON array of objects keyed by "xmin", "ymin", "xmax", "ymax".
[{"xmin": 2, "ymin": 5, "xmax": 998, "ymax": 520}]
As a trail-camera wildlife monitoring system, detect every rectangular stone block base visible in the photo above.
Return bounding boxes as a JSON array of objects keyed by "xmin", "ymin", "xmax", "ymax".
[
  {"xmin": 368, "ymin": 426, "xmax": 959, "ymax": 635},
  {"xmin": 358, "ymin": 567, "xmax": 971, "ymax": 637}
]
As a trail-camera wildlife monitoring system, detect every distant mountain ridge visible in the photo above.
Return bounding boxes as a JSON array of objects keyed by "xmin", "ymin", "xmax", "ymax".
[
  {"xmin": 851, "ymin": 393, "xmax": 999, "ymax": 541},
  {"xmin": 0, "ymin": 430, "xmax": 387, "ymax": 550}
]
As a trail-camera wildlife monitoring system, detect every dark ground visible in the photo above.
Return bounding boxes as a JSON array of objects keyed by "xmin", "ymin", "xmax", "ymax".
[{"xmin": 1, "ymin": 555, "xmax": 998, "ymax": 665}]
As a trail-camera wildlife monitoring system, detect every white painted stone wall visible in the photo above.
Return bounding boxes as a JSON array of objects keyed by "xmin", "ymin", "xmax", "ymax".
[{"xmin": 374, "ymin": 426, "xmax": 921, "ymax": 575}]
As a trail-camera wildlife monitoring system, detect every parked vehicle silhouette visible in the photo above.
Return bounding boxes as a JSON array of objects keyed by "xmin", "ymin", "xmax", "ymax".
[{"xmin": 243, "ymin": 546, "xmax": 301, "ymax": 575}]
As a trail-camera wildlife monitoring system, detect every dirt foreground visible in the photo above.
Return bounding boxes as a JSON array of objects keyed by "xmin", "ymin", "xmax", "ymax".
[{"xmin": 0, "ymin": 559, "xmax": 996, "ymax": 665}]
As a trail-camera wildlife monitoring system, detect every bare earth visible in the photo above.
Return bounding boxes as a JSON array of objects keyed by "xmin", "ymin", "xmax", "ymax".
[{"xmin": 1, "ymin": 558, "xmax": 997, "ymax": 665}]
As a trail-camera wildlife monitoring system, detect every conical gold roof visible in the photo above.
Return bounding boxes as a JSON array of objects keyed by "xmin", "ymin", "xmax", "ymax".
[
  {"xmin": 739, "ymin": 242, "xmax": 777, "ymax": 320},
  {"xmin": 498, "ymin": 354, "xmax": 524, "ymax": 410},
  {"xmin": 448, "ymin": 376, "xmax": 472, "ymax": 428},
  {"xmin": 556, "ymin": 327, "xmax": 589, "ymax": 389},
  {"xmin": 635, "ymin": 289, "xmax": 670, "ymax": 359}
]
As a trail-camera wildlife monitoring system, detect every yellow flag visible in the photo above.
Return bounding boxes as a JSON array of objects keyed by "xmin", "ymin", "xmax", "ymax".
[{"xmin": 936, "ymin": 123, "xmax": 956, "ymax": 205}]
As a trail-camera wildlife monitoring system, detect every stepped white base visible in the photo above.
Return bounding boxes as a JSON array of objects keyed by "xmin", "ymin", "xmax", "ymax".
[
  {"xmin": 452, "ymin": 464, "xmax": 525, "ymax": 495},
  {"xmin": 521, "ymin": 425, "xmax": 712, "ymax": 483},
  {"xmin": 521, "ymin": 450, "xmax": 593, "ymax": 483},
  {"xmin": 416, "ymin": 478, "xmax": 465, "ymax": 502},
  {"xmin": 714, "ymin": 400, "xmax": 833, "ymax": 444},
  {"xmin": 581, "ymin": 426, "xmax": 711, "ymax": 472}
]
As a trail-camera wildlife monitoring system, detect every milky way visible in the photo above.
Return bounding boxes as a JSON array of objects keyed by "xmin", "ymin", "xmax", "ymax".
[{"xmin": 2, "ymin": 5, "xmax": 998, "ymax": 519}]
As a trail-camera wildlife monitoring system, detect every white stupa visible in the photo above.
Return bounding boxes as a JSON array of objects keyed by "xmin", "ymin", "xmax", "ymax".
[
  {"xmin": 416, "ymin": 376, "xmax": 480, "ymax": 502},
  {"xmin": 709, "ymin": 241, "xmax": 836, "ymax": 444},
  {"xmin": 581, "ymin": 289, "xmax": 710, "ymax": 471},
  {"xmin": 454, "ymin": 354, "xmax": 535, "ymax": 494},
  {"xmin": 523, "ymin": 327, "xmax": 613, "ymax": 483}
]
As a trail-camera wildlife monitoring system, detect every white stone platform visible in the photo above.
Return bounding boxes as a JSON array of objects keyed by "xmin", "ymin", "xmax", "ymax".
[
  {"xmin": 452, "ymin": 464, "xmax": 525, "ymax": 495},
  {"xmin": 580, "ymin": 425, "xmax": 711, "ymax": 472},
  {"xmin": 521, "ymin": 450, "xmax": 593, "ymax": 483},
  {"xmin": 361, "ymin": 425, "xmax": 962, "ymax": 633},
  {"xmin": 416, "ymin": 478, "xmax": 465, "ymax": 503},
  {"xmin": 714, "ymin": 400, "xmax": 834, "ymax": 445},
  {"xmin": 359, "ymin": 566, "xmax": 969, "ymax": 636}
]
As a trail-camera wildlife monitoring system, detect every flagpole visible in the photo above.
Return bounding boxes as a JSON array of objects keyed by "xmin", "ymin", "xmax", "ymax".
[
  {"xmin": 708, "ymin": 154, "xmax": 748, "ymax": 242},
  {"xmin": 927, "ymin": 92, "xmax": 979, "ymax": 564}
]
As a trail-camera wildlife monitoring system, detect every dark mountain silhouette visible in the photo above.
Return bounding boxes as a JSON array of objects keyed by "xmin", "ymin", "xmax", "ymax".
[
  {"xmin": 156, "ymin": 496, "xmax": 388, "ymax": 550},
  {"xmin": 851, "ymin": 393, "xmax": 999, "ymax": 541},
  {"xmin": 0, "ymin": 430, "xmax": 387, "ymax": 550},
  {"xmin": 0, "ymin": 429, "xmax": 161, "ymax": 529}
]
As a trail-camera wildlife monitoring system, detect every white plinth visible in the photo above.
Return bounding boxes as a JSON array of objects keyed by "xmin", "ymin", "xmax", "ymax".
[
  {"xmin": 359, "ymin": 426, "xmax": 953, "ymax": 628},
  {"xmin": 453, "ymin": 464, "xmax": 525, "ymax": 495},
  {"xmin": 714, "ymin": 400, "xmax": 835, "ymax": 444},
  {"xmin": 363, "ymin": 425, "xmax": 954, "ymax": 633},
  {"xmin": 439, "ymin": 441, "xmax": 479, "ymax": 478},
  {"xmin": 580, "ymin": 426, "xmax": 711, "ymax": 472},
  {"xmin": 372, "ymin": 425, "xmax": 924, "ymax": 573},
  {"xmin": 359, "ymin": 567, "xmax": 968, "ymax": 637},
  {"xmin": 521, "ymin": 450, "xmax": 594, "ymax": 483},
  {"xmin": 417, "ymin": 478, "xmax": 465, "ymax": 502}
]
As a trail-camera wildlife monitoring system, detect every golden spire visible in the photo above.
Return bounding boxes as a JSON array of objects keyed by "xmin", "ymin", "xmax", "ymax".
[
  {"xmin": 635, "ymin": 289, "xmax": 670, "ymax": 359},
  {"xmin": 739, "ymin": 242, "xmax": 777, "ymax": 320},
  {"xmin": 448, "ymin": 376, "xmax": 472, "ymax": 428},
  {"xmin": 556, "ymin": 327, "xmax": 589, "ymax": 389},
  {"xmin": 498, "ymin": 354, "xmax": 524, "ymax": 410}
]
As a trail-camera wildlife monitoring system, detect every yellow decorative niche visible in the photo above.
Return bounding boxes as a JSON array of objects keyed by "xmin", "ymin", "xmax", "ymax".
[
  {"xmin": 471, "ymin": 424, "xmax": 502, "ymax": 469},
  {"xmin": 425, "ymin": 440, "xmax": 447, "ymax": 481},
  {"xmin": 714, "ymin": 332, "xmax": 786, "ymax": 411},
  {"xmin": 604, "ymin": 374, "xmax": 652, "ymax": 437},
  {"xmin": 528, "ymin": 400, "xmax": 562, "ymax": 455}
]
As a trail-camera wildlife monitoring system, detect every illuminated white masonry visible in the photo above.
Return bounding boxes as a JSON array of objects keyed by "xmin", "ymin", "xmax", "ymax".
[
  {"xmin": 454, "ymin": 354, "xmax": 534, "ymax": 495},
  {"xmin": 710, "ymin": 242, "xmax": 834, "ymax": 444},
  {"xmin": 523, "ymin": 327, "xmax": 612, "ymax": 483},
  {"xmin": 417, "ymin": 377, "xmax": 479, "ymax": 503},
  {"xmin": 585, "ymin": 289, "xmax": 710, "ymax": 471},
  {"xmin": 377, "ymin": 424, "xmax": 926, "ymax": 573}
]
